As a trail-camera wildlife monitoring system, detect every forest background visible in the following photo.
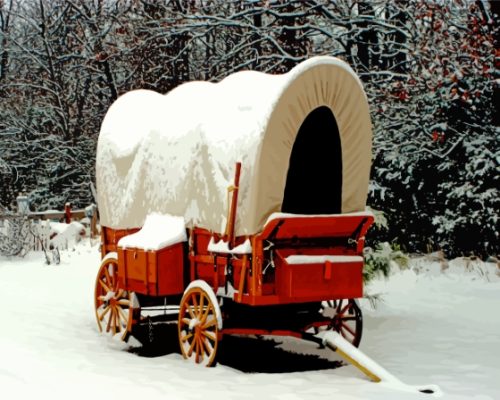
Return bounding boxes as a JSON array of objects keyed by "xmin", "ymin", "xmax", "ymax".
[{"xmin": 0, "ymin": 0, "xmax": 498, "ymax": 258}]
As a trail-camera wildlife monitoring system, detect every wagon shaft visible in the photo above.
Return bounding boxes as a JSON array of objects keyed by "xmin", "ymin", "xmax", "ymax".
[{"xmin": 322, "ymin": 332, "xmax": 441, "ymax": 396}]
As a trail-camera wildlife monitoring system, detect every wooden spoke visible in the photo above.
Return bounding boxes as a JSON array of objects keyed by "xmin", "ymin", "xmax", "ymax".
[
  {"xmin": 341, "ymin": 322, "xmax": 356, "ymax": 337},
  {"xmin": 202, "ymin": 331, "xmax": 216, "ymax": 343},
  {"xmin": 187, "ymin": 305, "xmax": 196, "ymax": 320},
  {"xmin": 187, "ymin": 335, "xmax": 196, "ymax": 357},
  {"xmin": 111, "ymin": 310, "xmax": 117, "ymax": 336},
  {"xmin": 116, "ymin": 314, "xmax": 122, "ymax": 333},
  {"xmin": 106, "ymin": 308, "xmax": 114, "ymax": 333},
  {"xmin": 103, "ymin": 267, "xmax": 112, "ymax": 288},
  {"xmin": 117, "ymin": 305, "xmax": 128, "ymax": 323},
  {"xmin": 181, "ymin": 333, "xmax": 193, "ymax": 343},
  {"xmin": 201, "ymin": 336, "xmax": 213, "ymax": 356},
  {"xmin": 195, "ymin": 336, "xmax": 202, "ymax": 364},
  {"xmin": 202, "ymin": 318, "xmax": 217, "ymax": 330},
  {"xmin": 112, "ymin": 272, "xmax": 119, "ymax": 291},
  {"xmin": 191, "ymin": 293, "xmax": 199, "ymax": 313},
  {"xmin": 338, "ymin": 303, "xmax": 350, "ymax": 316},
  {"xmin": 178, "ymin": 283, "xmax": 220, "ymax": 367},
  {"xmin": 98, "ymin": 305, "xmax": 111, "ymax": 322},
  {"xmin": 200, "ymin": 304, "xmax": 211, "ymax": 325},
  {"xmin": 113, "ymin": 309, "xmax": 119, "ymax": 333},
  {"xmin": 99, "ymin": 279, "xmax": 111, "ymax": 293},
  {"xmin": 199, "ymin": 337, "xmax": 208, "ymax": 357},
  {"xmin": 198, "ymin": 294, "xmax": 205, "ymax": 318},
  {"xmin": 326, "ymin": 300, "xmax": 335, "ymax": 309}
]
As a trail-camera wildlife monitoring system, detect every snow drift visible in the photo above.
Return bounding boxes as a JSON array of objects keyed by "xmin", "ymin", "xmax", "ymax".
[{"xmin": 96, "ymin": 56, "xmax": 372, "ymax": 235}]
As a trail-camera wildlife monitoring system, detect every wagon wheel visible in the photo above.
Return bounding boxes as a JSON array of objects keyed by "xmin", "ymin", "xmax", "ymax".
[
  {"xmin": 319, "ymin": 299, "xmax": 363, "ymax": 347},
  {"xmin": 178, "ymin": 281, "xmax": 221, "ymax": 367},
  {"xmin": 94, "ymin": 254, "xmax": 133, "ymax": 341}
]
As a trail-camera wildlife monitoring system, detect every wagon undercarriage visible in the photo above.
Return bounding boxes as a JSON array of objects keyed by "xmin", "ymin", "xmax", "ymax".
[{"xmin": 124, "ymin": 297, "xmax": 362, "ymax": 346}]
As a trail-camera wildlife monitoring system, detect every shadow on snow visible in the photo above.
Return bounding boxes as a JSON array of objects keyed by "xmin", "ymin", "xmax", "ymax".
[{"xmin": 128, "ymin": 323, "xmax": 343, "ymax": 373}]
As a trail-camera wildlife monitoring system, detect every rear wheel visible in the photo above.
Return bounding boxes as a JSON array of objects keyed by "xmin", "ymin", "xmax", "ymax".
[
  {"xmin": 94, "ymin": 254, "xmax": 134, "ymax": 341},
  {"xmin": 320, "ymin": 299, "xmax": 363, "ymax": 347}
]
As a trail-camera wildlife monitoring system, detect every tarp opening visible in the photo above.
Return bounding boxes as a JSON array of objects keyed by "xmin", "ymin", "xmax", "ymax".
[{"xmin": 282, "ymin": 106, "xmax": 342, "ymax": 214}]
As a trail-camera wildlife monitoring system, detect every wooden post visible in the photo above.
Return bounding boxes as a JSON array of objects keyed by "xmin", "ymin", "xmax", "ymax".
[
  {"xmin": 224, "ymin": 162, "xmax": 241, "ymax": 249},
  {"xmin": 16, "ymin": 194, "xmax": 30, "ymax": 215},
  {"xmin": 237, "ymin": 254, "xmax": 248, "ymax": 302},
  {"xmin": 64, "ymin": 202, "xmax": 71, "ymax": 224},
  {"xmin": 91, "ymin": 211, "xmax": 97, "ymax": 239}
]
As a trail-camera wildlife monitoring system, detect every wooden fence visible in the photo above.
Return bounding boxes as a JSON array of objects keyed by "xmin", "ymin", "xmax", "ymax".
[{"xmin": 0, "ymin": 203, "xmax": 98, "ymax": 254}]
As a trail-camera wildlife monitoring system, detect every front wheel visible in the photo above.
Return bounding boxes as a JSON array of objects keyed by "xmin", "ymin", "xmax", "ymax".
[{"xmin": 178, "ymin": 281, "xmax": 221, "ymax": 367}]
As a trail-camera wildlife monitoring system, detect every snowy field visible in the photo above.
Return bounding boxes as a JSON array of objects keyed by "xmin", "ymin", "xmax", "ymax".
[{"xmin": 0, "ymin": 243, "xmax": 499, "ymax": 400}]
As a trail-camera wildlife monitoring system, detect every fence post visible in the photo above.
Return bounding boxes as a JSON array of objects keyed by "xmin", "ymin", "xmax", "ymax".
[
  {"xmin": 91, "ymin": 211, "xmax": 97, "ymax": 238},
  {"xmin": 64, "ymin": 202, "xmax": 72, "ymax": 224},
  {"xmin": 85, "ymin": 204, "xmax": 98, "ymax": 239},
  {"xmin": 16, "ymin": 194, "xmax": 30, "ymax": 215}
]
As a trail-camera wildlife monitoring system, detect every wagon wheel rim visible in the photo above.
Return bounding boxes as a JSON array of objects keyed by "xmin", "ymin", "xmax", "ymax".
[
  {"xmin": 178, "ymin": 287, "xmax": 219, "ymax": 367},
  {"xmin": 320, "ymin": 299, "xmax": 363, "ymax": 347},
  {"xmin": 94, "ymin": 256, "xmax": 131, "ymax": 341}
]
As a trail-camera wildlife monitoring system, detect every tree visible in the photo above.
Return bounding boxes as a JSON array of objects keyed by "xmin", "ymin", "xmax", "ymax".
[
  {"xmin": 367, "ymin": 0, "xmax": 498, "ymax": 257},
  {"xmin": 0, "ymin": 0, "xmax": 497, "ymax": 257}
]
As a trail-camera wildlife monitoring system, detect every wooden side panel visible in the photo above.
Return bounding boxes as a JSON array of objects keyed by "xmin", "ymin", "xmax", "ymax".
[
  {"xmin": 157, "ymin": 245, "xmax": 184, "ymax": 295},
  {"xmin": 101, "ymin": 226, "xmax": 140, "ymax": 258},
  {"xmin": 274, "ymin": 250, "xmax": 363, "ymax": 300},
  {"xmin": 117, "ymin": 243, "xmax": 185, "ymax": 296},
  {"xmin": 190, "ymin": 228, "xmax": 250, "ymax": 292}
]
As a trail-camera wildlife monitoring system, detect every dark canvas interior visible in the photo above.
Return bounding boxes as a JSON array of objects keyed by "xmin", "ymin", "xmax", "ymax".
[{"xmin": 281, "ymin": 106, "xmax": 342, "ymax": 214}]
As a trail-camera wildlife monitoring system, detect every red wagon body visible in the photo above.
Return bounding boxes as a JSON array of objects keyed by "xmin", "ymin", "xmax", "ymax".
[{"xmin": 96, "ymin": 205, "xmax": 373, "ymax": 366}]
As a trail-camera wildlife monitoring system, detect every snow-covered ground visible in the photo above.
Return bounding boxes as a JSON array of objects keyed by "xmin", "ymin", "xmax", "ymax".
[{"xmin": 0, "ymin": 243, "xmax": 499, "ymax": 400}]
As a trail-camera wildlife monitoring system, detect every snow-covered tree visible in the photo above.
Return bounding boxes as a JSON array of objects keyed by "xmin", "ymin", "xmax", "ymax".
[
  {"xmin": 367, "ymin": 1, "xmax": 498, "ymax": 257},
  {"xmin": 0, "ymin": 0, "xmax": 497, "ymax": 257}
]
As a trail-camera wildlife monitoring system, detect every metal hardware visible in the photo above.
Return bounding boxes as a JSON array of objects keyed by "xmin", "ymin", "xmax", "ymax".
[{"xmin": 148, "ymin": 317, "xmax": 154, "ymax": 344}]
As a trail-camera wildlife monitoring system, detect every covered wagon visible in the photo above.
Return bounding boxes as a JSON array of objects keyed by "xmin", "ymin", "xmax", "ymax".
[{"xmin": 94, "ymin": 56, "xmax": 374, "ymax": 367}]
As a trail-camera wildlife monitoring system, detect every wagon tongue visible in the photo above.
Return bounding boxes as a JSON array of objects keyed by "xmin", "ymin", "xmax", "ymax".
[
  {"xmin": 259, "ymin": 212, "xmax": 374, "ymax": 245},
  {"xmin": 321, "ymin": 331, "xmax": 441, "ymax": 395}
]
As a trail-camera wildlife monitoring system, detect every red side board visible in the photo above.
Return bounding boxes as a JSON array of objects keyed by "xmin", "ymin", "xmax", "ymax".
[
  {"xmin": 117, "ymin": 244, "xmax": 185, "ymax": 296},
  {"xmin": 101, "ymin": 227, "xmax": 140, "ymax": 257},
  {"xmin": 274, "ymin": 250, "xmax": 363, "ymax": 300},
  {"xmin": 101, "ymin": 213, "xmax": 374, "ymax": 305}
]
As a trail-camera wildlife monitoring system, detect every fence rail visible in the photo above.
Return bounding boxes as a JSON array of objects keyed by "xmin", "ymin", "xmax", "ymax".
[
  {"xmin": 1, "ymin": 197, "xmax": 99, "ymax": 260},
  {"xmin": 0, "ymin": 203, "xmax": 98, "ymax": 256},
  {"xmin": 0, "ymin": 210, "xmax": 86, "ymax": 221}
]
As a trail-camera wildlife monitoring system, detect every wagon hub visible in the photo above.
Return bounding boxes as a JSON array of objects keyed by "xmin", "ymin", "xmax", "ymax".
[
  {"xmin": 331, "ymin": 315, "xmax": 342, "ymax": 331},
  {"xmin": 189, "ymin": 317, "xmax": 200, "ymax": 332},
  {"xmin": 99, "ymin": 290, "xmax": 116, "ymax": 308}
]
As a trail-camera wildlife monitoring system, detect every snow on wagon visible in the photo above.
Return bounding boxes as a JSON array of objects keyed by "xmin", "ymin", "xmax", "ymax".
[{"xmin": 95, "ymin": 56, "xmax": 375, "ymax": 367}]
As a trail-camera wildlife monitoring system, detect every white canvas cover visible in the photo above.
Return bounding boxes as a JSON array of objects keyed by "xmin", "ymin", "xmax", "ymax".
[{"xmin": 96, "ymin": 56, "xmax": 372, "ymax": 235}]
